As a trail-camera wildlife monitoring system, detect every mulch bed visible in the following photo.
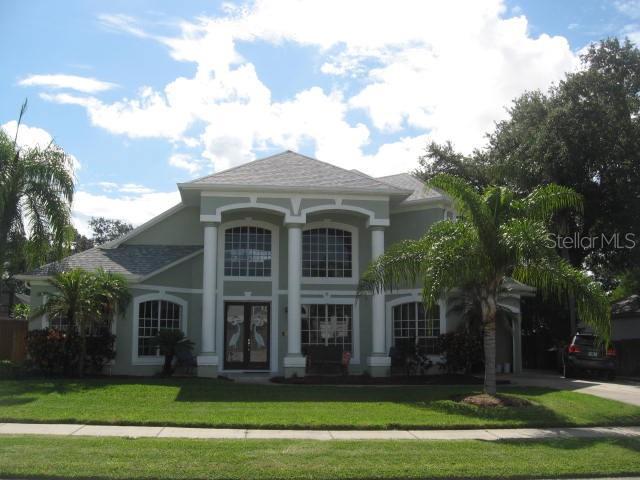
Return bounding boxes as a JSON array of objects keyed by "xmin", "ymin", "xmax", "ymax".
[
  {"xmin": 458, "ymin": 393, "xmax": 532, "ymax": 407},
  {"xmin": 271, "ymin": 374, "xmax": 511, "ymax": 386}
]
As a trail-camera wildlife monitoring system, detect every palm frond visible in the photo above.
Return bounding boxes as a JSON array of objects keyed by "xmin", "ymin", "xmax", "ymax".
[
  {"xmin": 520, "ymin": 183, "xmax": 583, "ymax": 221},
  {"xmin": 513, "ymin": 257, "xmax": 611, "ymax": 341},
  {"xmin": 359, "ymin": 220, "xmax": 489, "ymax": 309}
]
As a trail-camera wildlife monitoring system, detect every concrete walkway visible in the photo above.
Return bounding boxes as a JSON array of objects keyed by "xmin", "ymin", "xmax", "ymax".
[{"xmin": 0, "ymin": 422, "xmax": 638, "ymax": 441}]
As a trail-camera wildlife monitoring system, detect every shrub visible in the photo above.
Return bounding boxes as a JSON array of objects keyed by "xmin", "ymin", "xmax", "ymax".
[
  {"xmin": 436, "ymin": 324, "xmax": 484, "ymax": 374},
  {"xmin": 26, "ymin": 329, "xmax": 79, "ymax": 375},
  {"xmin": 26, "ymin": 328, "xmax": 115, "ymax": 376},
  {"xmin": 85, "ymin": 328, "xmax": 116, "ymax": 372},
  {"xmin": 153, "ymin": 329, "xmax": 194, "ymax": 376},
  {"xmin": 0, "ymin": 360, "xmax": 24, "ymax": 379},
  {"xmin": 11, "ymin": 303, "xmax": 30, "ymax": 321}
]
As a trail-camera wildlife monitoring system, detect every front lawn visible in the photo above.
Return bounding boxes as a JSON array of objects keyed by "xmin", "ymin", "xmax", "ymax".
[
  {"xmin": 1, "ymin": 436, "xmax": 639, "ymax": 479},
  {"xmin": 2, "ymin": 378, "xmax": 639, "ymax": 429}
]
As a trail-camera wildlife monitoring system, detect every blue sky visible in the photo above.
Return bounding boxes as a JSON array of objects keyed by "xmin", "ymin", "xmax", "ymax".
[{"xmin": 1, "ymin": 0, "xmax": 639, "ymax": 233}]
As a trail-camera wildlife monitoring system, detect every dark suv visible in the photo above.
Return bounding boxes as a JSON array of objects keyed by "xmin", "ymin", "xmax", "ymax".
[{"xmin": 562, "ymin": 333, "xmax": 617, "ymax": 380}]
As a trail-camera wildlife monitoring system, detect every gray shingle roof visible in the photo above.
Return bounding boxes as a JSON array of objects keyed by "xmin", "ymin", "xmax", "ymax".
[
  {"xmin": 23, "ymin": 245, "xmax": 202, "ymax": 278},
  {"xmin": 376, "ymin": 173, "xmax": 441, "ymax": 203},
  {"xmin": 188, "ymin": 151, "xmax": 408, "ymax": 194}
]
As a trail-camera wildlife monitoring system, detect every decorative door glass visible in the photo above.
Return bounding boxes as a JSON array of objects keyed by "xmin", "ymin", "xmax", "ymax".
[
  {"xmin": 249, "ymin": 305, "xmax": 269, "ymax": 364},
  {"xmin": 225, "ymin": 304, "xmax": 245, "ymax": 364}
]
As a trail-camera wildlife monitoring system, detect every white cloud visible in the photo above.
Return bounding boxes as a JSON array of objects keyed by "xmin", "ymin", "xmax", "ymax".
[
  {"xmin": 95, "ymin": 181, "xmax": 154, "ymax": 194},
  {"xmin": 40, "ymin": 90, "xmax": 193, "ymax": 141},
  {"xmin": 19, "ymin": 74, "xmax": 117, "ymax": 94},
  {"xmin": 97, "ymin": 13, "xmax": 153, "ymax": 38},
  {"xmin": 169, "ymin": 153, "xmax": 204, "ymax": 175},
  {"xmin": 616, "ymin": 0, "xmax": 640, "ymax": 19},
  {"xmin": 72, "ymin": 190, "xmax": 181, "ymax": 236},
  {"xmin": 1, "ymin": 120, "xmax": 81, "ymax": 173},
  {"xmin": 119, "ymin": 183, "xmax": 155, "ymax": 194},
  {"xmin": 36, "ymin": 0, "xmax": 579, "ymax": 176}
]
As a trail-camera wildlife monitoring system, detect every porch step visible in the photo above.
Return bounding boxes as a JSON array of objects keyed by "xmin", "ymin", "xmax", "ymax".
[{"xmin": 222, "ymin": 372, "xmax": 273, "ymax": 384}]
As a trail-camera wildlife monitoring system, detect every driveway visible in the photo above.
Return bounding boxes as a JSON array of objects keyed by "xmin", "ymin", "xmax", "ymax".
[{"xmin": 504, "ymin": 370, "xmax": 640, "ymax": 406}]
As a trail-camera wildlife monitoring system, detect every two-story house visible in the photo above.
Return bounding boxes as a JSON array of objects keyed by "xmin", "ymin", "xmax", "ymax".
[{"xmin": 18, "ymin": 151, "xmax": 530, "ymax": 377}]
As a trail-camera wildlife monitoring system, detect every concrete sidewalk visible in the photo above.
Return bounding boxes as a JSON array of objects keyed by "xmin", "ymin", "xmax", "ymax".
[{"xmin": 0, "ymin": 422, "xmax": 638, "ymax": 441}]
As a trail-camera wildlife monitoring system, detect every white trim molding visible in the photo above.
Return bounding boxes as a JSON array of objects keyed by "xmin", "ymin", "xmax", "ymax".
[
  {"xmin": 197, "ymin": 355, "xmax": 219, "ymax": 366},
  {"xmin": 283, "ymin": 356, "xmax": 306, "ymax": 368},
  {"xmin": 198, "ymin": 192, "xmax": 391, "ymax": 229},
  {"xmin": 366, "ymin": 356, "xmax": 391, "ymax": 367},
  {"xmin": 131, "ymin": 292, "xmax": 189, "ymax": 366}
]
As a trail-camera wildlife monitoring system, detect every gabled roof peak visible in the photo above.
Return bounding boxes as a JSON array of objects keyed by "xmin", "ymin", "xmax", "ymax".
[{"xmin": 183, "ymin": 150, "xmax": 409, "ymax": 195}]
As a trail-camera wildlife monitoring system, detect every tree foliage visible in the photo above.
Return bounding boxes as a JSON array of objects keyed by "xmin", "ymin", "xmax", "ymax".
[
  {"xmin": 359, "ymin": 175, "xmax": 610, "ymax": 395},
  {"xmin": 37, "ymin": 268, "xmax": 130, "ymax": 376},
  {"xmin": 89, "ymin": 217, "xmax": 134, "ymax": 245},
  {"xmin": 0, "ymin": 101, "xmax": 75, "ymax": 277},
  {"xmin": 415, "ymin": 38, "xmax": 640, "ymax": 285}
]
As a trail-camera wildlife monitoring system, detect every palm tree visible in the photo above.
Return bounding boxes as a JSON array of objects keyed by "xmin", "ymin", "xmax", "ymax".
[
  {"xmin": 39, "ymin": 268, "xmax": 130, "ymax": 376},
  {"xmin": 359, "ymin": 174, "xmax": 610, "ymax": 395},
  {"xmin": 0, "ymin": 100, "xmax": 74, "ymax": 277}
]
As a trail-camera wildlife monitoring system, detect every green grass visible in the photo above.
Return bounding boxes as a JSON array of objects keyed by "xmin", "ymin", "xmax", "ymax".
[
  {"xmin": 1, "ymin": 377, "xmax": 639, "ymax": 429},
  {"xmin": 1, "ymin": 435, "xmax": 639, "ymax": 479}
]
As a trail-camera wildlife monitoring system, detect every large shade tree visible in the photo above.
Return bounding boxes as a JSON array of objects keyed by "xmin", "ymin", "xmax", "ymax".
[
  {"xmin": 359, "ymin": 175, "xmax": 611, "ymax": 395},
  {"xmin": 0, "ymin": 101, "xmax": 75, "ymax": 276},
  {"xmin": 39, "ymin": 268, "xmax": 130, "ymax": 376},
  {"xmin": 417, "ymin": 39, "xmax": 640, "ymax": 287}
]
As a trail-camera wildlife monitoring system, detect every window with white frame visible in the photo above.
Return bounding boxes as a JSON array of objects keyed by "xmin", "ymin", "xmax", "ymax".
[
  {"xmin": 301, "ymin": 304, "xmax": 352, "ymax": 352},
  {"xmin": 49, "ymin": 314, "xmax": 72, "ymax": 331},
  {"xmin": 49, "ymin": 315, "xmax": 108, "ymax": 334},
  {"xmin": 392, "ymin": 302, "xmax": 440, "ymax": 354},
  {"xmin": 224, "ymin": 226, "xmax": 272, "ymax": 277},
  {"xmin": 302, "ymin": 228, "xmax": 352, "ymax": 278},
  {"xmin": 137, "ymin": 299, "xmax": 182, "ymax": 356}
]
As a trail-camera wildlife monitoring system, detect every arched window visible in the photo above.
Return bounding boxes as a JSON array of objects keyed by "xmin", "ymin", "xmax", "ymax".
[
  {"xmin": 137, "ymin": 299, "xmax": 183, "ymax": 356},
  {"xmin": 393, "ymin": 302, "xmax": 440, "ymax": 354},
  {"xmin": 303, "ymin": 228, "xmax": 352, "ymax": 278},
  {"xmin": 224, "ymin": 226, "xmax": 272, "ymax": 277}
]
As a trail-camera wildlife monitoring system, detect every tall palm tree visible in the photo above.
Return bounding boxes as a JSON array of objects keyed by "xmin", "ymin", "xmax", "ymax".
[
  {"xmin": 0, "ymin": 100, "xmax": 74, "ymax": 276},
  {"xmin": 39, "ymin": 268, "xmax": 130, "ymax": 376},
  {"xmin": 359, "ymin": 174, "xmax": 610, "ymax": 395}
]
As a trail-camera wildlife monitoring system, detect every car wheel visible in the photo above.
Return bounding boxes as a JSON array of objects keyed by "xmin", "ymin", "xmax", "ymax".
[{"xmin": 606, "ymin": 370, "xmax": 616, "ymax": 381}]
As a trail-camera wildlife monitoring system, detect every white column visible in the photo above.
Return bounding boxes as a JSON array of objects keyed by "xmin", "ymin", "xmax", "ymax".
[
  {"xmin": 370, "ymin": 227, "xmax": 386, "ymax": 355},
  {"xmin": 287, "ymin": 224, "xmax": 303, "ymax": 356},
  {"xmin": 201, "ymin": 222, "xmax": 218, "ymax": 354}
]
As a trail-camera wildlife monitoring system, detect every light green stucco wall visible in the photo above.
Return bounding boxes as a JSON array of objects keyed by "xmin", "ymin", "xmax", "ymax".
[
  {"xmin": 141, "ymin": 253, "xmax": 204, "ymax": 289},
  {"xmin": 126, "ymin": 206, "xmax": 202, "ymax": 245},
  {"xmin": 387, "ymin": 208, "xmax": 444, "ymax": 246}
]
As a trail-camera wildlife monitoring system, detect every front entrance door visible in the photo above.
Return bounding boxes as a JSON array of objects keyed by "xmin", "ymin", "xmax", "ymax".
[{"xmin": 224, "ymin": 302, "xmax": 270, "ymax": 370}]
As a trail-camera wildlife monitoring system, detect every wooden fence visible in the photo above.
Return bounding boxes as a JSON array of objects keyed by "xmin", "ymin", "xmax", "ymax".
[{"xmin": 0, "ymin": 319, "xmax": 28, "ymax": 362}]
